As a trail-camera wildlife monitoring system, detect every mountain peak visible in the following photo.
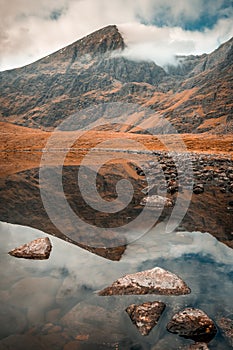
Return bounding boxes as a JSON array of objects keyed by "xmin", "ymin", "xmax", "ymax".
[
  {"xmin": 34, "ymin": 25, "xmax": 125, "ymax": 69},
  {"xmin": 77, "ymin": 25, "xmax": 125, "ymax": 54},
  {"xmin": 57, "ymin": 25, "xmax": 125, "ymax": 61}
]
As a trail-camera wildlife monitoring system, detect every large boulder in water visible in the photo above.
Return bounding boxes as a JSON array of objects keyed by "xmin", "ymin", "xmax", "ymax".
[
  {"xmin": 8, "ymin": 237, "xmax": 52, "ymax": 260},
  {"xmin": 167, "ymin": 308, "xmax": 217, "ymax": 342},
  {"xmin": 99, "ymin": 267, "xmax": 191, "ymax": 296},
  {"xmin": 126, "ymin": 301, "xmax": 166, "ymax": 336}
]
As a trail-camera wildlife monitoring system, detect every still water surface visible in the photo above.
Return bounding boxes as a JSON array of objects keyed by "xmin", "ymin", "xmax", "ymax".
[{"xmin": 0, "ymin": 221, "xmax": 232, "ymax": 349}]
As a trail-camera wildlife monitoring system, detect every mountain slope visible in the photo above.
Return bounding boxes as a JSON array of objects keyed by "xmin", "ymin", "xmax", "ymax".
[{"xmin": 0, "ymin": 25, "xmax": 232, "ymax": 133}]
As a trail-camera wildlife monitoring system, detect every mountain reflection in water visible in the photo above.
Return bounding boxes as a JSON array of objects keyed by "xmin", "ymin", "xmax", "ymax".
[{"xmin": 0, "ymin": 221, "xmax": 232, "ymax": 349}]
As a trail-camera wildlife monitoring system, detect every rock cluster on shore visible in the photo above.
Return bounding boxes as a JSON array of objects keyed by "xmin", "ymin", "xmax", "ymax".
[{"xmin": 137, "ymin": 151, "xmax": 233, "ymax": 197}]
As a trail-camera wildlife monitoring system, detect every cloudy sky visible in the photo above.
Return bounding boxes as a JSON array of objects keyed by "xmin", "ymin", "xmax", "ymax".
[{"xmin": 0, "ymin": 0, "xmax": 233, "ymax": 70}]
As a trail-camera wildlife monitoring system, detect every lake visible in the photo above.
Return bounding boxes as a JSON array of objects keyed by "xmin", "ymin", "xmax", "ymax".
[{"xmin": 0, "ymin": 220, "xmax": 232, "ymax": 349}]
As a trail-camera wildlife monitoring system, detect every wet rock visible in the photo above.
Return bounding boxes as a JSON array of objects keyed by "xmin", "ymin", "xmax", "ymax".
[
  {"xmin": 140, "ymin": 195, "xmax": 173, "ymax": 209},
  {"xmin": 8, "ymin": 237, "xmax": 52, "ymax": 260},
  {"xmin": 217, "ymin": 317, "xmax": 233, "ymax": 347},
  {"xmin": 167, "ymin": 308, "xmax": 217, "ymax": 342},
  {"xmin": 99, "ymin": 267, "xmax": 191, "ymax": 296},
  {"xmin": 125, "ymin": 301, "xmax": 166, "ymax": 336}
]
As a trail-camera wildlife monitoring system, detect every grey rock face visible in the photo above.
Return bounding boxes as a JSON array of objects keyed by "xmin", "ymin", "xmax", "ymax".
[
  {"xmin": 126, "ymin": 301, "xmax": 166, "ymax": 336},
  {"xmin": 99, "ymin": 267, "xmax": 191, "ymax": 296},
  {"xmin": 8, "ymin": 237, "xmax": 52, "ymax": 259},
  {"xmin": 167, "ymin": 308, "xmax": 217, "ymax": 342}
]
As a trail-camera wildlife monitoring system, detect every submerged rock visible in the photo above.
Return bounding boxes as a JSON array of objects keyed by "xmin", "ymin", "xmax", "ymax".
[
  {"xmin": 167, "ymin": 308, "xmax": 217, "ymax": 342},
  {"xmin": 184, "ymin": 343, "xmax": 210, "ymax": 350},
  {"xmin": 8, "ymin": 237, "xmax": 52, "ymax": 260},
  {"xmin": 126, "ymin": 301, "xmax": 166, "ymax": 336},
  {"xmin": 140, "ymin": 195, "xmax": 173, "ymax": 209},
  {"xmin": 217, "ymin": 317, "xmax": 233, "ymax": 347},
  {"xmin": 0, "ymin": 303, "xmax": 27, "ymax": 339},
  {"xmin": 98, "ymin": 267, "xmax": 191, "ymax": 296},
  {"xmin": 0, "ymin": 335, "xmax": 45, "ymax": 350}
]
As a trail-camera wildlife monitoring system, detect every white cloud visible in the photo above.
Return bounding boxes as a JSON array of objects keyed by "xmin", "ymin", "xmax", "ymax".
[
  {"xmin": 0, "ymin": 0, "xmax": 232, "ymax": 71},
  {"xmin": 118, "ymin": 18, "xmax": 233, "ymax": 67}
]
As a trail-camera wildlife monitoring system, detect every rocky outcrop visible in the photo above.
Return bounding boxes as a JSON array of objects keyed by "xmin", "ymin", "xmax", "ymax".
[
  {"xmin": 8, "ymin": 237, "xmax": 52, "ymax": 260},
  {"xmin": 99, "ymin": 267, "xmax": 191, "ymax": 295},
  {"xmin": 125, "ymin": 301, "xmax": 166, "ymax": 336},
  {"xmin": 167, "ymin": 308, "xmax": 217, "ymax": 342}
]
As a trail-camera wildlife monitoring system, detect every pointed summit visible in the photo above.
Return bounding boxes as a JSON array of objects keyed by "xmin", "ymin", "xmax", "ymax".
[
  {"xmin": 41, "ymin": 25, "xmax": 125, "ymax": 65},
  {"xmin": 77, "ymin": 25, "xmax": 126, "ymax": 55},
  {"xmin": 34, "ymin": 25, "xmax": 125, "ymax": 70}
]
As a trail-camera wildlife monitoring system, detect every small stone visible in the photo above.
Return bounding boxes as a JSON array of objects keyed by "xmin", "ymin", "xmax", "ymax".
[
  {"xmin": 220, "ymin": 187, "xmax": 227, "ymax": 193},
  {"xmin": 75, "ymin": 334, "xmax": 89, "ymax": 341},
  {"xmin": 193, "ymin": 185, "xmax": 204, "ymax": 194},
  {"xmin": 167, "ymin": 308, "xmax": 217, "ymax": 342},
  {"xmin": 141, "ymin": 184, "xmax": 157, "ymax": 195},
  {"xmin": 99, "ymin": 267, "xmax": 191, "ymax": 296},
  {"xmin": 8, "ymin": 237, "xmax": 52, "ymax": 259},
  {"xmin": 126, "ymin": 301, "xmax": 166, "ymax": 336},
  {"xmin": 136, "ymin": 169, "xmax": 145, "ymax": 177},
  {"xmin": 140, "ymin": 195, "xmax": 173, "ymax": 209}
]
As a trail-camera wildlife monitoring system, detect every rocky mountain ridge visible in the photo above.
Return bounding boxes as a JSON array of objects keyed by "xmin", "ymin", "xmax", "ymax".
[{"xmin": 0, "ymin": 25, "xmax": 232, "ymax": 133}]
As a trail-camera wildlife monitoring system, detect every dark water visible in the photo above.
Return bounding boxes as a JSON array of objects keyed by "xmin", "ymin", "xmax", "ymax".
[{"xmin": 0, "ymin": 221, "xmax": 232, "ymax": 349}]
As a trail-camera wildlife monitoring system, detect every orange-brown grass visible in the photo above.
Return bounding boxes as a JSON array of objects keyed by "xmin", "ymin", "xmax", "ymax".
[{"xmin": 1, "ymin": 122, "xmax": 232, "ymax": 177}]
